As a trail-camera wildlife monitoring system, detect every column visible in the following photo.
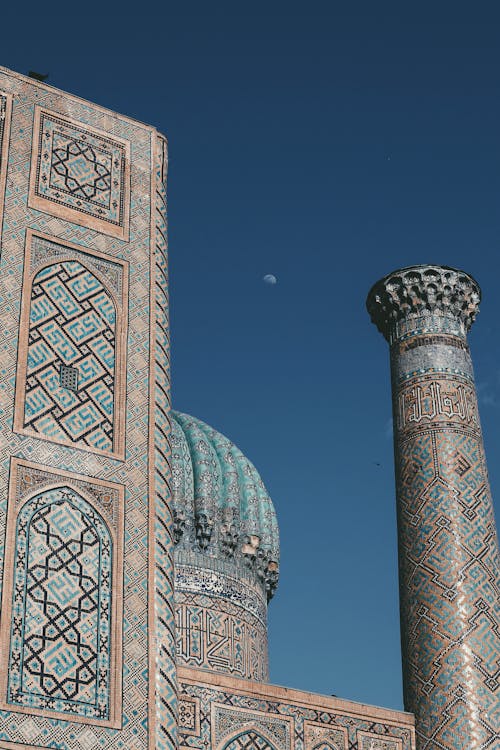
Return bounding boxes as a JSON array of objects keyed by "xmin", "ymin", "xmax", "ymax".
[{"xmin": 366, "ymin": 265, "xmax": 500, "ymax": 749}]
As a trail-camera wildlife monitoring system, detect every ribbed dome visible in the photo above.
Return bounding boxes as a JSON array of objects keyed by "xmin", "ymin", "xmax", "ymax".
[{"xmin": 170, "ymin": 411, "xmax": 279, "ymax": 599}]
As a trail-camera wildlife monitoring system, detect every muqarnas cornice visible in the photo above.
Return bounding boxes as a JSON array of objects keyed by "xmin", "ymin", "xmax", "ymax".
[{"xmin": 366, "ymin": 265, "xmax": 481, "ymax": 341}]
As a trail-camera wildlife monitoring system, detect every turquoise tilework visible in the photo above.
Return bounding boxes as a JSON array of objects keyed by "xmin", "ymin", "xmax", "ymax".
[
  {"xmin": 179, "ymin": 681, "xmax": 414, "ymax": 750},
  {"xmin": 24, "ymin": 260, "xmax": 116, "ymax": 452},
  {"xmin": 6, "ymin": 488, "xmax": 112, "ymax": 720},
  {"xmin": 32, "ymin": 109, "xmax": 127, "ymax": 231},
  {"xmin": 367, "ymin": 266, "xmax": 500, "ymax": 750},
  {"xmin": 0, "ymin": 67, "xmax": 175, "ymax": 750}
]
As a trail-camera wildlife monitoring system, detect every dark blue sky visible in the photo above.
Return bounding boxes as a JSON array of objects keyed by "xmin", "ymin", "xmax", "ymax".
[{"xmin": 3, "ymin": 1, "xmax": 500, "ymax": 711}]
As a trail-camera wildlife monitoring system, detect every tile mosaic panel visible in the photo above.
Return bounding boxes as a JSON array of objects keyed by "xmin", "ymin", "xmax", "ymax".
[
  {"xmin": 176, "ymin": 590, "xmax": 268, "ymax": 681},
  {"xmin": 0, "ymin": 66, "xmax": 172, "ymax": 750},
  {"xmin": 222, "ymin": 730, "xmax": 277, "ymax": 750},
  {"xmin": 28, "ymin": 108, "xmax": 130, "ymax": 239},
  {"xmin": 179, "ymin": 697, "xmax": 200, "ymax": 737},
  {"xmin": 303, "ymin": 721, "xmax": 348, "ymax": 750},
  {"xmin": 14, "ymin": 231, "xmax": 128, "ymax": 459},
  {"xmin": 213, "ymin": 705, "xmax": 292, "ymax": 750},
  {"xmin": 0, "ymin": 459, "xmax": 124, "ymax": 727},
  {"xmin": 12, "ymin": 458, "xmax": 121, "ymax": 531},
  {"xmin": 357, "ymin": 733, "xmax": 402, "ymax": 750},
  {"xmin": 151, "ymin": 132, "xmax": 177, "ymax": 750},
  {"xmin": 175, "ymin": 564, "xmax": 267, "ymax": 626}
]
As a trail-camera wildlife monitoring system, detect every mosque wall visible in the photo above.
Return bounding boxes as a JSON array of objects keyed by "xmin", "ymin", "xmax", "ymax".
[
  {"xmin": 178, "ymin": 668, "xmax": 416, "ymax": 750},
  {"xmin": 0, "ymin": 67, "xmax": 176, "ymax": 750}
]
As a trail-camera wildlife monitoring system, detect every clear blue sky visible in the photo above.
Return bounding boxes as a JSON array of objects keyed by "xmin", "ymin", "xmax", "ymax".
[{"xmin": 3, "ymin": 1, "xmax": 500, "ymax": 712}]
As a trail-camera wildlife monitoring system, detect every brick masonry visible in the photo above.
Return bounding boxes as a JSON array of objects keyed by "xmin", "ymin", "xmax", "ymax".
[
  {"xmin": 367, "ymin": 266, "xmax": 500, "ymax": 749},
  {"xmin": 0, "ymin": 67, "xmax": 176, "ymax": 750},
  {"xmin": 178, "ymin": 667, "xmax": 416, "ymax": 750}
]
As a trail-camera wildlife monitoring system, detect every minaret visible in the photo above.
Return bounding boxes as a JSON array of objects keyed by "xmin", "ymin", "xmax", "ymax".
[{"xmin": 366, "ymin": 265, "xmax": 500, "ymax": 749}]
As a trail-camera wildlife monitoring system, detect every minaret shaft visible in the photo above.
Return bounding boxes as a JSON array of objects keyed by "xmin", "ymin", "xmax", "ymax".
[{"xmin": 367, "ymin": 266, "xmax": 500, "ymax": 749}]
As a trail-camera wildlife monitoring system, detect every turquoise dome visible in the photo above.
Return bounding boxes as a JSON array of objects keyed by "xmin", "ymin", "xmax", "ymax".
[{"xmin": 170, "ymin": 411, "xmax": 280, "ymax": 599}]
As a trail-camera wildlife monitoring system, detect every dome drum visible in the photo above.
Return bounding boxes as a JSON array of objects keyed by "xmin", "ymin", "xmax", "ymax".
[{"xmin": 172, "ymin": 504, "xmax": 279, "ymax": 600}]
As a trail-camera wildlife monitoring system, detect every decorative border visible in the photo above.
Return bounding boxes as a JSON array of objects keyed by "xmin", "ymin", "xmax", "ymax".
[
  {"xmin": 175, "ymin": 564, "xmax": 267, "ymax": 625},
  {"xmin": 28, "ymin": 107, "xmax": 130, "ymax": 240},
  {"xmin": 357, "ymin": 731, "xmax": 403, "ymax": 749},
  {"xmin": 212, "ymin": 703, "xmax": 294, "ymax": 750},
  {"xmin": 0, "ymin": 92, "xmax": 13, "ymax": 241},
  {"xmin": 175, "ymin": 591, "xmax": 269, "ymax": 681},
  {"xmin": 179, "ymin": 667, "xmax": 416, "ymax": 750},
  {"xmin": 179, "ymin": 696, "xmax": 200, "ymax": 736},
  {"xmin": 10, "ymin": 458, "xmax": 121, "ymax": 531},
  {"xmin": 0, "ymin": 458, "xmax": 124, "ymax": 727},
  {"xmin": 148, "ymin": 132, "xmax": 177, "ymax": 750},
  {"xmin": 0, "ymin": 743, "xmax": 50, "ymax": 750},
  {"xmin": 303, "ymin": 720, "xmax": 348, "ymax": 750},
  {"xmin": 0, "ymin": 66, "xmax": 172, "ymax": 750},
  {"xmin": 13, "ymin": 229, "xmax": 129, "ymax": 459}
]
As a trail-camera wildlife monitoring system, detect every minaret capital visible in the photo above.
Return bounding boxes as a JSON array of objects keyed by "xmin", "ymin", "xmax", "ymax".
[{"xmin": 366, "ymin": 264, "xmax": 481, "ymax": 341}]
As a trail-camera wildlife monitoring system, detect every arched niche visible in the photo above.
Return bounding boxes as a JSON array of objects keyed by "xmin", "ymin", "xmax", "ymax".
[{"xmin": 0, "ymin": 484, "xmax": 122, "ymax": 725}]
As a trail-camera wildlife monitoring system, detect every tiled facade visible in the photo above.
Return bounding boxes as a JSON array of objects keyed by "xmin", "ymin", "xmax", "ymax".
[
  {"xmin": 1, "ymin": 67, "xmax": 496, "ymax": 750},
  {"xmin": 367, "ymin": 266, "xmax": 500, "ymax": 749},
  {"xmin": 0, "ymin": 459, "xmax": 124, "ymax": 726},
  {"xmin": 0, "ymin": 67, "xmax": 175, "ymax": 750},
  {"xmin": 177, "ymin": 668, "xmax": 416, "ymax": 750},
  {"xmin": 14, "ymin": 231, "xmax": 128, "ymax": 457}
]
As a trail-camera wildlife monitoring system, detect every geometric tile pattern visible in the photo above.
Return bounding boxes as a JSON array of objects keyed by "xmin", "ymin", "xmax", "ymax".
[
  {"xmin": 303, "ymin": 721, "xmax": 348, "ymax": 750},
  {"xmin": 357, "ymin": 733, "xmax": 402, "ymax": 750},
  {"xmin": 0, "ymin": 65, "xmax": 168, "ymax": 750},
  {"xmin": 0, "ymin": 459, "xmax": 125, "ymax": 730},
  {"xmin": 14, "ymin": 232, "xmax": 127, "ymax": 459},
  {"xmin": 152, "ymin": 133, "xmax": 177, "ymax": 750},
  {"xmin": 5, "ymin": 487, "xmax": 112, "ymax": 720},
  {"xmin": 223, "ymin": 731, "xmax": 276, "ymax": 750},
  {"xmin": 397, "ymin": 416, "xmax": 500, "ymax": 748},
  {"xmin": 23, "ymin": 261, "xmax": 115, "ymax": 451},
  {"xmin": 178, "ymin": 697, "xmax": 200, "ymax": 736},
  {"xmin": 179, "ymin": 678, "xmax": 415, "ymax": 750},
  {"xmin": 367, "ymin": 267, "xmax": 500, "ymax": 750},
  {"xmin": 0, "ymin": 92, "xmax": 12, "ymax": 232},
  {"xmin": 175, "ymin": 563, "xmax": 267, "ymax": 626},
  {"xmin": 28, "ymin": 108, "xmax": 130, "ymax": 239},
  {"xmin": 213, "ymin": 705, "xmax": 292, "ymax": 750},
  {"xmin": 11, "ymin": 457, "xmax": 122, "ymax": 547}
]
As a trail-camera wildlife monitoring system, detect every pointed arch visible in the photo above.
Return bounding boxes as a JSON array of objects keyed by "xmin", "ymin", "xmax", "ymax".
[
  {"xmin": 0, "ymin": 475, "xmax": 123, "ymax": 726},
  {"xmin": 219, "ymin": 727, "xmax": 279, "ymax": 750},
  {"xmin": 14, "ymin": 231, "xmax": 128, "ymax": 458}
]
